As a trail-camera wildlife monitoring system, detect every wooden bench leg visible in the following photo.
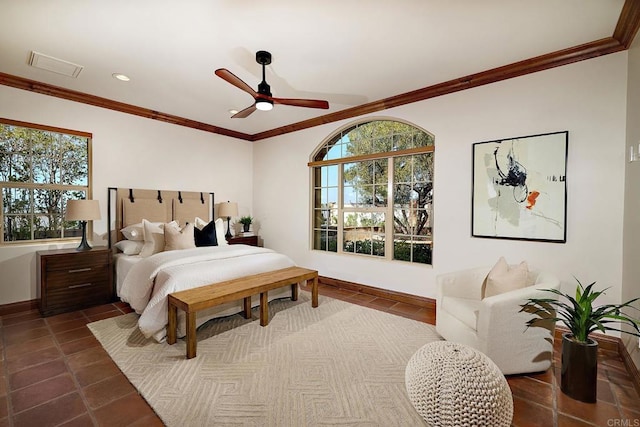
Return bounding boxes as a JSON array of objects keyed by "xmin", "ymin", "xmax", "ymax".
[
  {"xmin": 260, "ymin": 291, "xmax": 269, "ymax": 326},
  {"xmin": 167, "ymin": 300, "xmax": 177, "ymax": 345},
  {"xmin": 243, "ymin": 296, "xmax": 252, "ymax": 318},
  {"xmin": 291, "ymin": 283, "xmax": 298, "ymax": 301},
  {"xmin": 186, "ymin": 311, "xmax": 197, "ymax": 359},
  {"xmin": 311, "ymin": 275, "xmax": 318, "ymax": 308}
]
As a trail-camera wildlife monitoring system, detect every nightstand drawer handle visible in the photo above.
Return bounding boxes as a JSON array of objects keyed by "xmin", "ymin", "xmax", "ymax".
[
  {"xmin": 68, "ymin": 268, "xmax": 91, "ymax": 273},
  {"xmin": 68, "ymin": 283, "xmax": 93, "ymax": 289}
]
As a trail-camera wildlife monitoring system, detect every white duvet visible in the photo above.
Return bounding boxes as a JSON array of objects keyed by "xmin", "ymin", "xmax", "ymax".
[{"xmin": 119, "ymin": 245, "xmax": 295, "ymax": 341}]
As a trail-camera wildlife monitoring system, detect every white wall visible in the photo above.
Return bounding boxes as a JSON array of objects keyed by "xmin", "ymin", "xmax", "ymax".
[
  {"xmin": 254, "ymin": 52, "xmax": 628, "ymax": 304},
  {"xmin": 623, "ymin": 36, "xmax": 640, "ymax": 368},
  {"xmin": 0, "ymin": 85, "xmax": 253, "ymax": 305}
]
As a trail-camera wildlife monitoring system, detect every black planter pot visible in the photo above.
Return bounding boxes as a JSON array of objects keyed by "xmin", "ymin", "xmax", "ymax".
[
  {"xmin": 243, "ymin": 223, "xmax": 251, "ymax": 233},
  {"xmin": 561, "ymin": 333, "xmax": 598, "ymax": 403}
]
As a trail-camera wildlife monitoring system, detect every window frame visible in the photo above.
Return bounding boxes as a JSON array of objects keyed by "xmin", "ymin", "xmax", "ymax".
[
  {"xmin": 0, "ymin": 118, "xmax": 93, "ymax": 245},
  {"xmin": 309, "ymin": 119, "xmax": 434, "ymax": 264}
]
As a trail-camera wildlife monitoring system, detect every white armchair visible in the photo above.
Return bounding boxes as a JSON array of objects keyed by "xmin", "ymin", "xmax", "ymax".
[{"xmin": 435, "ymin": 266, "xmax": 560, "ymax": 375}]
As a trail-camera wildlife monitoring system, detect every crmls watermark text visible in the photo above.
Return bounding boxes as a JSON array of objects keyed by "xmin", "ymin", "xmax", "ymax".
[{"xmin": 608, "ymin": 419, "xmax": 640, "ymax": 427}]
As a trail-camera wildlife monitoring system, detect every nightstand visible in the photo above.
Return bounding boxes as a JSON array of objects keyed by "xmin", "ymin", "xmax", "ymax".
[
  {"xmin": 226, "ymin": 235, "xmax": 259, "ymax": 246},
  {"xmin": 37, "ymin": 247, "xmax": 113, "ymax": 317}
]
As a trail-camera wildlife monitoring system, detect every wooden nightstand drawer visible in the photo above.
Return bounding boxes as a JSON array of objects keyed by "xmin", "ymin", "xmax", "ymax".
[
  {"xmin": 43, "ymin": 250, "xmax": 109, "ymax": 272},
  {"xmin": 227, "ymin": 235, "xmax": 259, "ymax": 246},
  {"xmin": 46, "ymin": 264, "xmax": 109, "ymax": 290},
  {"xmin": 37, "ymin": 247, "xmax": 113, "ymax": 317},
  {"xmin": 45, "ymin": 281, "xmax": 112, "ymax": 311}
]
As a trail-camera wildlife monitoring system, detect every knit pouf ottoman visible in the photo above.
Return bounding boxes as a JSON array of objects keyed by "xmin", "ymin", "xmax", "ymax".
[{"xmin": 405, "ymin": 341, "xmax": 513, "ymax": 427}]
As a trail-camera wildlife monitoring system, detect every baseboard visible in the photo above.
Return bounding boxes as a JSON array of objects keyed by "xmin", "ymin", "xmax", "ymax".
[
  {"xmin": 619, "ymin": 340, "xmax": 640, "ymax": 396},
  {"xmin": 318, "ymin": 275, "xmax": 435, "ymax": 309},
  {"xmin": 0, "ymin": 299, "xmax": 39, "ymax": 316}
]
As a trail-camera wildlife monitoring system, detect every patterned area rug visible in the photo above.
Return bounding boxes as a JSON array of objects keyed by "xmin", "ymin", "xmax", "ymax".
[{"xmin": 88, "ymin": 294, "xmax": 441, "ymax": 426}]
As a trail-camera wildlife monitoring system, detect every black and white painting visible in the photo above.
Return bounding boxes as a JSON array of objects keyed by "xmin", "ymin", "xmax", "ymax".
[{"xmin": 472, "ymin": 131, "xmax": 568, "ymax": 242}]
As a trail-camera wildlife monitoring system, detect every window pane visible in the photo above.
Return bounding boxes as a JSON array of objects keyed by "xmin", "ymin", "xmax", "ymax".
[
  {"xmin": 314, "ymin": 209, "xmax": 325, "ymax": 228},
  {"xmin": 34, "ymin": 189, "xmax": 63, "ymax": 214},
  {"xmin": 313, "ymin": 229, "xmax": 325, "ymax": 250},
  {"xmin": 3, "ymin": 187, "xmax": 30, "ymax": 214},
  {"xmin": 327, "ymin": 230, "xmax": 337, "ymax": 252},
  {"xmin": 326, "ymin": 165, "xmax": 338, "ymax": 187},
  {"xmin": 327, "ymin": 187, "xmax": 338, "ymax": 205},
  {"xmin": 374, "ymin": 159, "xmax": 388, "ymax": 184},
  {"xmin": 32, "ymin": 131, "xmax": 61, "ymax": 184},
  {"xmin": 393, "ymin": 237, "xmax": 411, "ymax": 262},
  {"xmin": 343, "ymin": 185, "xmax": 356, "ymax": 207},
  {"xmin": 394, "ymin": 156, "xmax": 412, "ymax": 183},
  {"xmin": 2, "ymin": 154, "xmax": 30, "ymax": 182},
  {"xmin": 374, "ymin": 185, "xmax": 387, "ymax": 207},
  {"xmin": 412, "ymin": 237, "xmax": 432, "ymax": 264},
  {"xmin": 34, "ymin": 214, "xmax": 63, "ymax": 240},
  {"xmin": 61, "ymin": 135, "xmax": 88, "ymax": 185},
  {"xmin": 4, "ymin": 214, "xmax": 31, "ymax": 241},
  {"xmin": 326, "ymin": 143, "xmax": 342, "ymax": 160}
]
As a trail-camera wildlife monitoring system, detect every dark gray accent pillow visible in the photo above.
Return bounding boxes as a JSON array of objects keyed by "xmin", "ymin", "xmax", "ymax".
[{"xmin": 194, "ymin": 220, "xmax": 218, "ymax": 247}]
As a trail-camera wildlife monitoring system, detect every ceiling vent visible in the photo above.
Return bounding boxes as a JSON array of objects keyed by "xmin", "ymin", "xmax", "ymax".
[{"xmin": 28, "ymin": 51, "xmax": 83, "ymax": 78}]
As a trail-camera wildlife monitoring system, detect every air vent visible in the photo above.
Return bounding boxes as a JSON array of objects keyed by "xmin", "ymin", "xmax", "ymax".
[{"xmin": 28, "ymin": 51, "xmax": 83, "ymax": 78}]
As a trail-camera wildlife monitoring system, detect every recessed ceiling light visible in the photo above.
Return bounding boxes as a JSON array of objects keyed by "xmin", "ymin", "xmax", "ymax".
[
  {"xmin": 229, "ymin": 109, "xmax": 238, "ymax": 115},
  {"xmin": 112, "ymin": 73, "xmax": 130, "ymax": 82}
]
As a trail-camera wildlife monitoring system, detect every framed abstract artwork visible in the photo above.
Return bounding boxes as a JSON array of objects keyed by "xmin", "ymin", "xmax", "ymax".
[{"xmin": 472, "ymin": 131, "xmax": 568, "ymax": 243}]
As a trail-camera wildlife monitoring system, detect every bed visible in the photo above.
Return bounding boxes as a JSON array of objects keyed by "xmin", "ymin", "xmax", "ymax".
[{"xmin": 108, "ymin": 188, "xmax": 296, "ymax": 342}]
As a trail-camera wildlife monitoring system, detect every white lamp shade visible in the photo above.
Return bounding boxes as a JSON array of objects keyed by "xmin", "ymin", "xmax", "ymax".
[
  {"xmin": 65, "ymin": 199, "xmax": 101, "ymax": 221},
  {"xmin": 218, "ymin": 201, "xmax": 238, "ymax": 218}
]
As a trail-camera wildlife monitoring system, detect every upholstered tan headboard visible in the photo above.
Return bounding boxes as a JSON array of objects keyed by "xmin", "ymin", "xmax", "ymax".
[{"xmin": 107, "ymin": 188, "xmax": 214, "ymax": 248}]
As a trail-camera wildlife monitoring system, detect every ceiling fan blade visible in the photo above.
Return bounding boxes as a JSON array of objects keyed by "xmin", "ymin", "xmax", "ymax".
[
  {"xmin": 214, "ymin": 69, "xmax": 258, "ymax": 97},
  {"xmin": 232, "ymin": 104, "xmax": 257, "ymax": 118},
  {"xmin": 271, "ymin": 97, "xmax": 329, "ymax": 109}
]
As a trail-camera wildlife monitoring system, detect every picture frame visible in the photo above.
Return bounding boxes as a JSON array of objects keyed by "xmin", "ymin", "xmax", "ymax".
[{"xmin": 471, "ymin": 131, "xmax": 568, "ymax": 243}]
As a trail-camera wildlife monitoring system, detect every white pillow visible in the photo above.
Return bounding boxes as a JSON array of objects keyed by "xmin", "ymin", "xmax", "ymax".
[
  {"xmin": 121, "ymin": 223, "xmax": 144, "ymax": 241},
  {"xmin": 164, "ymin": 223, "xmax": 196, "ymax": 251},
  {"xmin": 114, "ymin": 239, "xmax": 144, "ymax": 255},
  {"xmin": 195, "ymin": 217, "xmax": 228, "ymax": 246},
  {"xmin": 483, "ymin": 256, "xmax": 529, "ymax": 298},
  {"xmin": 140, "ymin": 220, "xmax": 178, "ymax": 258}
]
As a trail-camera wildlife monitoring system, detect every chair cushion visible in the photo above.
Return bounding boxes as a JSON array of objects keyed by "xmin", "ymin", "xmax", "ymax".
[
  {"xmin": 441, "ymin": 297, "xmax": 482, "ymax": 331},
  {"xmin": 483, "ymin": 257, "xmax": 529, "ymax": 298}
]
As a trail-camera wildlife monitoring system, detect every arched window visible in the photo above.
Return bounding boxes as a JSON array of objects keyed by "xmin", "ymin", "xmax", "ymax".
[{"xmin": 309, "ymin": 119, "xmax": 434, "ymax": 264}]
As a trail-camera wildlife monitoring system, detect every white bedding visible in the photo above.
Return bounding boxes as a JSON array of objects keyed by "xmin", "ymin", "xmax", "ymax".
[
  {"xmin": 114, "ymin": 253, "xmax": 142, "ymax": 296},
  {"xmin": 118, "ymin": 245, "xmax": 296, "ymax": 341}
]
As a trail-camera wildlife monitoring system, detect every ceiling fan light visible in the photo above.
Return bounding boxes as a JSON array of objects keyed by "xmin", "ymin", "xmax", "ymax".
[{"xmin": 255, "ymin": 99, "xmax": 273, "ymax": 111}]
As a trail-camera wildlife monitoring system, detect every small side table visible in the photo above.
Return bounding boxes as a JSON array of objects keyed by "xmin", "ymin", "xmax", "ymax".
[
  {"xmin": 37, "ymin": 247, "xmax": 113, "ymax": 317},
  {"xmin": 227, "ymin": 235, "xmax": 259, "ymax": 246}
]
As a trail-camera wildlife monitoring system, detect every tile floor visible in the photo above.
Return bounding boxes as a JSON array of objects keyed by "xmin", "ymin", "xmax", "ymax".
[{"xmin": 0, "ymin": 283, "xmax": 638, "ymax": 426}]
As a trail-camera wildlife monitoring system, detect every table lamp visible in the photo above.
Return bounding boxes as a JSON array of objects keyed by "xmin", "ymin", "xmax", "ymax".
[
  {"xmin": 218, "ymin": 201, "xmax": 238, "ymax": 240},
  {"xmin": 65, "ymin": 199, "xmax": 101, "ymax": 251}
]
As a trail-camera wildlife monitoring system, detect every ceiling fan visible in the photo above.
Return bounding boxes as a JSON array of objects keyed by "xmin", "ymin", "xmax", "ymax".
[{"xmin": 215, "ymin": 50, "xmax": 330, "ymax": 118}]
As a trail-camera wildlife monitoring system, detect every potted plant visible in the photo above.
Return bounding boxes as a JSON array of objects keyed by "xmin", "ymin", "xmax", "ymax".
[
  {"xmin": 238, "ymin": 216, "xmax": 253, "ymax": 233},
  {"xmin": 521, "ymin": 279, "xmax": 640, "ymax": 403}
]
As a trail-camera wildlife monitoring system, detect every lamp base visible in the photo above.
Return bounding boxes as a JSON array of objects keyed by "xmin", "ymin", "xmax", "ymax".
[
  {"xmin": 76, "ymin": 221, "xmax": 93, "ymax": 251},
  {"xmin": 225, "ymin": 217, "xmax": 232, "ymax": 240}
]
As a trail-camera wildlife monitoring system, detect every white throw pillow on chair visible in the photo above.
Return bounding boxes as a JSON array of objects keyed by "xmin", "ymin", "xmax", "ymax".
[{"xmin": 483, "ymin": 257, "xmax": 529, "ymax": 298}]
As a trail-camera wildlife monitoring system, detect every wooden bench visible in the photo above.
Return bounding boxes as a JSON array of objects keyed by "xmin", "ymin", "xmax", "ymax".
[{"xmin": 167, "ymin": 266, "xmax": 318, "ymax": 359}]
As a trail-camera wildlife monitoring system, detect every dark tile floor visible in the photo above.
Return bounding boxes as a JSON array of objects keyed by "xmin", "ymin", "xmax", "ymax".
[{"xmin": 0, "ymin": 283, "xmax": 638, "ymax": 426}]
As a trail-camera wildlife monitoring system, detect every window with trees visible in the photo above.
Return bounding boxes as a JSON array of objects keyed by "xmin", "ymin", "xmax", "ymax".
[
  {"xmin": 0, "ymin": 119, "xmax": 92, "ymax": 244},
  {"xmin": 310, "ymin": 119, "xmax": 434, "ymax": 264}
]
